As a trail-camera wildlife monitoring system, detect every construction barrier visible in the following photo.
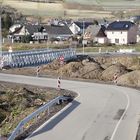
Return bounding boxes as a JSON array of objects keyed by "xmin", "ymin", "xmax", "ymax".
[
  {"xmin": 113, "ymin": 73, "xmax": 118, "ymax": 84},
  {"xmin": 36, "ymin": 66, "xmax": 40, "ymax": 77},
  {"xmin": 57, "ymin": 77, "xmax": 61, "ymax": 90}
]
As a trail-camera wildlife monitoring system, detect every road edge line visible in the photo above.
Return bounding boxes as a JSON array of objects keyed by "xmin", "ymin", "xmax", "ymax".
[{"xmin": 110, "ymin": 91, "xmax": 130, "ymax": 140}]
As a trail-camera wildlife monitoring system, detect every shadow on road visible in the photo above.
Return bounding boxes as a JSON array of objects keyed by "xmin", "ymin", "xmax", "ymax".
[{"xmin": 28, "ymin": 100, "xmax": 80, "ymax": 138}]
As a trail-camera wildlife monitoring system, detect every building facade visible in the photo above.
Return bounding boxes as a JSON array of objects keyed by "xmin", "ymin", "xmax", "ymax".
[{"xmin": 106, "ymin": 21, "xmax": 137, "ymax": 45}]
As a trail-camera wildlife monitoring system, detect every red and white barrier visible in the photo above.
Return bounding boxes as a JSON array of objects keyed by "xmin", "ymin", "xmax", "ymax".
[
  {"xmin": 59, "ymin": 55, "xmax": 64, "ymax": 65},
  {"xmin": 57, "ymin": 77, "xmax": 61, "ymax": 90},
  {"xmin": 36, "ymin": 66, "xmax": 40, "ymax": 77},
  {"xmin": 113, "ymin": 73, "xmax": 118, "ymax": 84}
]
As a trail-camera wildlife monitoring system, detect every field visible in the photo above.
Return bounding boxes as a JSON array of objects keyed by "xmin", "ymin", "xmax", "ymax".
[
  {"xmin": 65, "ymin": 0, "xmax": 140, "ymax": 10},
  {"xmin": 65, "ymin": 0, "xmax": 140, "ymax": 4},
  {"xmin": 1, "ymin": 0, "xmax": 113, "ymax": 18},
  {"xmin": 1, "ymin": 0, "xmax": 140, "ymax": 19}
]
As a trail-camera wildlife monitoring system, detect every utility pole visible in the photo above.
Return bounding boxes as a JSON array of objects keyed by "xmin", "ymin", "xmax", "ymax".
[
  {"xmin": 0, "ymin": 1, "xmax": 3, "ymax": 68},
  {"xmin": 0, "ymin": 16, "xmax": 2, "ymax": 59},
  {"xmin": 82, "ymin": 20, "xmax": 85, "ymax": 55},
  {"xmin": 0, "ymin": 1, "xmax": 3, "ymax": 59}
]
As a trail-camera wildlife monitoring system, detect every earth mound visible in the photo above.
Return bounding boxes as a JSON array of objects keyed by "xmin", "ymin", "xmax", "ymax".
[
  {"xmin": 101, "ymin": 63, "xmax": 129, "ymax": 81},
  {"xmin": 117, "ymin": 70, "xmax": 140, "ymax": 87}
]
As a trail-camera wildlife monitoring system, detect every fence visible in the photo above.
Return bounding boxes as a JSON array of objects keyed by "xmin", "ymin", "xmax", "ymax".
[
  {"xmin": 2, "ymin": 48, "xmax": 76, "ymax": 68},
  {"xmin": 8, "ymin": 95, "xmax": 71, "ymax": 140}
]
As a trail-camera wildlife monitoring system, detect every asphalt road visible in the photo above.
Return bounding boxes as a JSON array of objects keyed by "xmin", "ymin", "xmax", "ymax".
[{"xmin": 0, "ymin": 73, "xmax": 140, "ymax": 140}]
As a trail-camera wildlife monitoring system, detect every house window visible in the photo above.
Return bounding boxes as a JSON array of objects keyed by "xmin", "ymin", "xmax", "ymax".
[{"xmin": 115, "ymin": 38, "xmax": 119, "ymax": 43}]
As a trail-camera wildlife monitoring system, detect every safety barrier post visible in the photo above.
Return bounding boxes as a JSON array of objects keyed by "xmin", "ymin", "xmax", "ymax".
[
  {"xmin": 57, "ymin": 76, "xmax": 61, "ymax": 90},
  {"xmin": 36, "ymin": 66, "xmax": 40, "ymax": 77},
  {"xmin": 113, "ymin": 73, "xmax": 118, "ymax": 84}
]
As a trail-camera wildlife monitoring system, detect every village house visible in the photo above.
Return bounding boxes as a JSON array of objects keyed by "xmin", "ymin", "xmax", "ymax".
[
  {"xmin": 8, "ymin": 19, "xmax": 139, "ymax": 46},
  {"xmin": 44, "ymin": 24, "xmax": 73, "ymax": 41},
  {"xmin": 106, "ymin": 21, "xmax": 138, "ymax": 45},
  {"xmin": 8, "ymin": 23, "xmax": 73, "ymax": 43},
  {"xmin": 84, "ymin": 25, "xmax": 107, "ymax": 44},
  {"xmin": 69, "ymin": 21, "xmax": 94, "ymax": 35},
  {"xmin": 9, "ymin": 24, "xmax": 48, "ymax": 43}
]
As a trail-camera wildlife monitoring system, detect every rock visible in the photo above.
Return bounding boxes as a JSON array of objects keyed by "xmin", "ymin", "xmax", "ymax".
[
  {"xmin": 72, "ymin": 62, "xmax": 104, "ymax": 79},
  {"xmin": 101, "ymin": 63, "xmax": 129, "ymax": 81},
  {"xmin": 117, "ymin": 70, "xmax": 140, "ymax": 87},
  {"xmin": 34, "ymin": 99, "xmax": 43, "ymax": 106}
]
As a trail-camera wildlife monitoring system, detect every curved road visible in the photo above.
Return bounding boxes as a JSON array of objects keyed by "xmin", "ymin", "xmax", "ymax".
[{"xmin": 0, "ymin": 73, "xmax": 140, "ymax": 140}]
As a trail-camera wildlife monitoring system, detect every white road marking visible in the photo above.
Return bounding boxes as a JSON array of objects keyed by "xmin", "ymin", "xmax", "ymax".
[{"xmin": 110, "ymin": 91, "xmax": 130, "ymax": 140}]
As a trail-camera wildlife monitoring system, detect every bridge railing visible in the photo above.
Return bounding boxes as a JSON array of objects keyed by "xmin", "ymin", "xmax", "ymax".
[
  {"xmin": 2, "ymin": 48, "xmax": 76, "ymax": 68},
  {"xmin": 8, "ymin": 95, "xmax": 70, "ymax": 140}
]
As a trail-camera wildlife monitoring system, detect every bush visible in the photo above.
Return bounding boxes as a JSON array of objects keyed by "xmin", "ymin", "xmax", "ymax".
[{"xmin": 21, "ymin": 35, "xmax": 32, "ymax": 43}]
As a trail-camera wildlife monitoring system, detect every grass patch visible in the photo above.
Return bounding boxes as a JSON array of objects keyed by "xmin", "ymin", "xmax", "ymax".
[
  {"xmin": 2, "ymin": 43, "xmax": 140, "ymax": 53},
  {"xmin": 2, "ymin": 43, "xmax": 70, "ymax": 51},
  {"xmin": 76, "ymin": 44, "xmax": 140, "ymax": 53}
]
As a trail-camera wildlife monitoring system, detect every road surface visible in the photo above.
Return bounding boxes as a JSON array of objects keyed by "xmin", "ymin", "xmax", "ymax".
[{"xmin": 0, "ymin": 73, "xmax": 140, "ymax": 140}]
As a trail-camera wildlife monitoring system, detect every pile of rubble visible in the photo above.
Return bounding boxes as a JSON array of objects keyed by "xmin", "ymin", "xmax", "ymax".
[{"xmin": 43, "ymin": 55, "xmax": 140, "ymax": 87}]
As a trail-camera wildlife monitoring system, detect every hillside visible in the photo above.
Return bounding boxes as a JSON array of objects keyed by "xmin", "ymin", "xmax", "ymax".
[
  {"xmin": 10, "ymin": 0, "xmax": 140, "ymax": 5},
  {"xmin": 1, "ymin": 0, "xmax": 112, "ymax": 18},
  {"xmin": 5, "ymin": 0, "xmax": 140, "ymax": 8},
  {"xmin": 1, "ymin": 0, "xmax": 140, "ymax": 18},
  {"xmin": 65, "ymin": 0, "xmax": 140, "ymax": 10}
]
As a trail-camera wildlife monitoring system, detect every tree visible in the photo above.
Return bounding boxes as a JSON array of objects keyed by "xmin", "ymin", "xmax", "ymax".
[
  {"xmin": 21, "ymin": 35, "xmax": 32, "ymax": 43},
  {"xmin": 2, "ymin": 14, "xmax": 12, "ymax": 29},
  {"xmin": 1, "ymin": 14, "xmax": 13, "ymax": 37},
  {"xmin": 93, "ymin": 20, "xmax": 99, "ymax": 25}
]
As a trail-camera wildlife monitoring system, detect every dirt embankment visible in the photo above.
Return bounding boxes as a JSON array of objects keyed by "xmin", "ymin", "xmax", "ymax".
[
  {"xmin": 0, "ymin": 82, "xmax": 76, "ymax": 139},
  {"xmin": 39, "ymin": 55, "xmax": 140, "ymax": 87}
]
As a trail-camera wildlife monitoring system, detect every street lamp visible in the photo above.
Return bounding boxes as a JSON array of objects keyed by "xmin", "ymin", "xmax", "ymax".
[
  {"xmin": 82, "ymin": 20, "xmax": 85, "ymax": 55},
  {"xmin": 0, "ymin": 1, "xmax": 3, "ymax": 68},
  {"xmin": 0, "ymin": 1, "xmax": 3, "ymax": 58}
]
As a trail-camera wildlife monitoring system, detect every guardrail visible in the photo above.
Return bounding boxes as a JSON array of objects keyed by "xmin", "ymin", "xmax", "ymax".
[
  {"xmin": 2, "ymin": 48, "xmax": 76, "ymax": 68},
  {"xmin": 8, "ymin": 95, "xmax": 71, "ymax": 140}
]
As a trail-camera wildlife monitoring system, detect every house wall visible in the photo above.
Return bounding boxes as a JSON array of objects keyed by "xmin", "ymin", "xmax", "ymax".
[
  {"xmin": 33, "ymin": 32, "xmax": 48, "ymax": 40},
  {"xmin": 137, "ymin": 35, "xmax": 140, "ymax": 43},
  {"xmin": 48, "ymin": 34, "xmax": 72, "ymax": 40},
  {"xmin": 96, "ymin": 37, "xmax": 107, "ymax": 44},
  {"xmin": 127, "ymin": 25, "xmax": 137, "ymax": 44},
  {"xmin": 69, "ymin": 23, "xmax": 80, "ymax": 35},
  {"xmin": 106, "ymin": 31, "xmax": 128, "ymax": 44}
]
